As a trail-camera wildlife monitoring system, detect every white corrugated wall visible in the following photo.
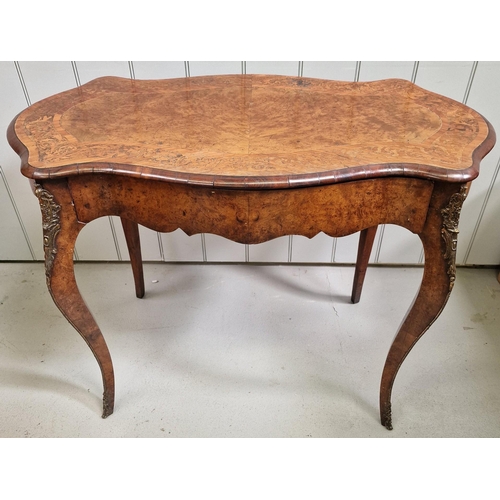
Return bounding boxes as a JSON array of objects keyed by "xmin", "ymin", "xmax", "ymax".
[{"xmin": 0, "ymin": 61, "xmax": 499, "ymax": 266}]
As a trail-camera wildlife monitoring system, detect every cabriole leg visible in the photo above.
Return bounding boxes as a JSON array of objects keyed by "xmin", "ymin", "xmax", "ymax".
[
  {"xmin": 35, "ymin": 179, "xmax": 115, "ymax": 418},
  {"xmin": 379, "ymin": 184, "xmax": 467, "ymax": 430}
]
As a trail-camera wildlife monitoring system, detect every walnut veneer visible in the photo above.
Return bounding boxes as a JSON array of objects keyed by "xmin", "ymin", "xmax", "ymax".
[{"xmin": 7, "ymin": 74, "xmax": 496, "ymax": 429}]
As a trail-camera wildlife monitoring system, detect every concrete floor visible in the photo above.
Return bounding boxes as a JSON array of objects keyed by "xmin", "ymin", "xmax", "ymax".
[{"xmin": 0, "ymin": 262, "xmax": 499, "ymax": 438}]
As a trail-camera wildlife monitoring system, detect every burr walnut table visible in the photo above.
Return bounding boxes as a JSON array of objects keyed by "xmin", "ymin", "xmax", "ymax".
[{"xmin": 7, "ymin": 74, "xmax": 495, "ymax": 429}]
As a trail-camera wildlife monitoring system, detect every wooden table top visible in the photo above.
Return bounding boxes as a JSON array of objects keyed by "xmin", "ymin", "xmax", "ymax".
[{"xmin": 8, "ymin": 74, "xmax": 495, "ymax": 189}]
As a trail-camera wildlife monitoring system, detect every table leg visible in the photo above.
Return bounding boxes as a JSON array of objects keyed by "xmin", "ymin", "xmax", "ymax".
[
  {"xmin": 120, "ymin": 218, "xmax": 145, "ymax": 298},
  {"xmin": 35, "ymin": 180, "xmax": 115, "ymax": 418},
  {"xmin": 379, "ymin": 184, "xmax": 467, "ymax": 430},
  {"xmin": 351, "ymin": 226, "xmax": 377, "ymax": 304}
]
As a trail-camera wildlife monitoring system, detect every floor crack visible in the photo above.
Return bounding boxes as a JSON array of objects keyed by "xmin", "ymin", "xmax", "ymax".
[{"xmin": 325, "ymin": 273, "xmax": 339, "ymax": 317}]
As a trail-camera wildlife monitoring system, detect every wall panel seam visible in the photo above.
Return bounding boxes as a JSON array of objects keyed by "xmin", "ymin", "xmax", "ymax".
[
  {"xmin": 128, "ymin": 61, "xmax": 136, "ymax": 79},
  {"xmin": 374, "ymin": 224, "xmax": 385, "ymax": 263},
  {"xmin": 0, "ymin": 166, "xmax": 36, "ymax": 260},
  {"xmin": 463, "ymin": 154, "xmax": 500, "ymax": 264},
  {"xmin": 157, "ymin": 233, "xmax": 165, "ymax": 261},
  {"xmin": 411, "ymin": 61, "xmax": 420, "ymax": 83},
  {"xmin": 201, "ymin": 234, "xmax": 207, "ymax": 262},
  {"xmin": 458, "ymin": 61, "xmax": 481, "ymax": 264},
  {"xmin": 71, "ymin": 62, "xmax": 81, "ymax": 86},
  {"xmin": 463, "ymin": 61, "xmax": 478, "ymax": 105},
  {"xmin": 109, "ymin": 217, "xmax": 122, "ymax": 260},
  {"xmin": 14, "ymin": 62, "xmax": 31, "ymax": 106},
  {"xmin": 330, "ymin": 238, "xmax": 337, "ymax": 263},
  {"xmin": 354, "ymin": 61, "xmax": 361, "ymax": 82}
]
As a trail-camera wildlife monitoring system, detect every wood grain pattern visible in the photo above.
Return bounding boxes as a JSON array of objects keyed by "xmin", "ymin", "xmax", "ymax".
[
  {"xmin": 8, "ymin": 75, "xmax": 495, "ymax": 188},
  {"xmin": 66, "ymin": 175, "xmax": 433, "ymax": 244}
]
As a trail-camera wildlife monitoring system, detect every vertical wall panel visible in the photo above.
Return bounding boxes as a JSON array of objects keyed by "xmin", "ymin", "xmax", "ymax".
[
  {"xmin": 456, "ymin": 62, "xmax": 500, "ymax": 265},
  {"xmin": 74, "ymin": 61, "xmax": 131, "ymax": 83},
  {"xmin": 189, "ymin": 61, "xmax": 241, "ymax": 76},
  {"xmin": 466, "ymin": 169, "xmax": 500, "ymax": 265},
  {"xmin": 302, "ymin": 61, "xmax": 357, "ymax": 81},
  {"xmin": 0, "ymin": 167, "xmax": 32, "ymax": 260},
  {"xmin": 375, "ymin": 225, "xmax": 422, "ymax": 264},
  {"xmin": 72, "ymin": 217, "xmax": 120, "ymax": 261},
  {"xmin": 0, "ymin": 62, "xmax": 40, "ymax": 260},
  {"xmin": 246, "ymin": 61, "xmax": 299, "ymax": 76},
  {"xmin": 204, "ymin": 234, "xmax": 246, "ymax": 262},
  {"xmin": 248, "ymin": 236, "xmax": 290, "ymax": 262},
  {"xmin": 333, "ymin": 233, "xmax": 363, "ymax": 263},
  {"xmin": 291, "ymin": 234, "xmax": 334, "ymax": 263},
  {"xmin": 414, "ymin": 61, "xmax": 474, "ymax": 101},
  {"xmin": 357, "ymin": 61, "xmax": 415, "ymax": 81},
  {"xmin": 17, "ymin": 61, "xmax": 76, "ymax": 104},
  {"xmin": 132, "ymin": 61, "xmax": 185, "ymax": 80},
  {"xmin": 161, "ymin": 229, "xmax": 203, "ymax": 262}
]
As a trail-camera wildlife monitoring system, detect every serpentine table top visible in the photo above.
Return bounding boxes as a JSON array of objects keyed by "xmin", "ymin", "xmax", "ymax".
[{"xmin": 10, "ymin": 74, "xmax": 492, "ymax": 186}]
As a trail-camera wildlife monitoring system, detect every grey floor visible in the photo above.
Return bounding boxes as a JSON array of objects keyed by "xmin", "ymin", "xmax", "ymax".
[{"xmin": 0, "ymin": 262, "xmax": 499, "ymax": 438}]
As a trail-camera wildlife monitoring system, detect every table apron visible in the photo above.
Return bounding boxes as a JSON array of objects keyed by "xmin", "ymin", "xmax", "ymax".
[{"xmin": 66, "ymin": 175, "xmax": 434, "ymax": 244}]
